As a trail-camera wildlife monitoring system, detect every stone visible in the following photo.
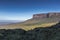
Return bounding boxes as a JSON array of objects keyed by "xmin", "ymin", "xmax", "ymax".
[{"xmin": 33, "ymin": 12, "xmax": 60, "ymax": 19}]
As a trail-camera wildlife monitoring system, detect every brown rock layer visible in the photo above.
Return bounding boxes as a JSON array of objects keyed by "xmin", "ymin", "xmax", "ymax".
[{"xmin": 33, "ymin": 12, "xmax": 60, "ymax": 19}]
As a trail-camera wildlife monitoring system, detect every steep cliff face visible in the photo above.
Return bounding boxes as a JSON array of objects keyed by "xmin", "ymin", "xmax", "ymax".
[
  {"xmin": 33, "ymin": 14, "xmax": 47, "ymax": 19},
  {"xmin": 33, "ymin": 12, "xmax": 60, "ymax": 19}
]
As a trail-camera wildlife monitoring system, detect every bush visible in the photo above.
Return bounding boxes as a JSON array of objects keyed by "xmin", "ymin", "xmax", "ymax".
[{"xmin": 0, "ymin": 22, "xmax": 60, "ymax": 40}]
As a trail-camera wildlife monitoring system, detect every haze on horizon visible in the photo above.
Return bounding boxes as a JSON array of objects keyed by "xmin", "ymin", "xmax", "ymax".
[{"xmin": 0, "ymin": 0, "xmax": 60, "ymax": 21}]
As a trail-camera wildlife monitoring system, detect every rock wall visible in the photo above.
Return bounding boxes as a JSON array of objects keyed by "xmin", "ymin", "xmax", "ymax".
[{"xmin": 33, "ymin": 12, "xmax": 60, "ymax": 19}]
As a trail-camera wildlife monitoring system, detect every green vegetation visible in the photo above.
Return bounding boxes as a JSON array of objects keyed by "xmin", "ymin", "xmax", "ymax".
[
  {"xmin": 0, "ymin": 17, "xmax": 59, "ymax": 30},
  {"xmin": 0, "ymin": 22, "xmax": 57, "ymax": 30},
  {"xmin": 0, "ymin": 22, "xmax": 60, "ymax": 40}
]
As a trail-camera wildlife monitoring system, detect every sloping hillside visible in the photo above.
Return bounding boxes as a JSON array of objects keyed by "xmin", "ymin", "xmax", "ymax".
[
  {"xmin": 0, "ymin": 13, "xmax": 60, "ymax": 30},
  {"xmin": 0, "ymin": 22, "xmax": 60, "ymax": 40},
  {"xmin": 0, "ymin": 18, "xmax": 58, "ymax": 30}
]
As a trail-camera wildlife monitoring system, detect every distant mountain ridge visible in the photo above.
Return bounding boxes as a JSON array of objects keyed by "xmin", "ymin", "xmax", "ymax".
[
  {"xmin": 0, "ymin": 20, "xmax": 22, "ymax": 25},
  {"xmin": 21, "ymin": 12, "xmax": 60, "ymax": 24}
]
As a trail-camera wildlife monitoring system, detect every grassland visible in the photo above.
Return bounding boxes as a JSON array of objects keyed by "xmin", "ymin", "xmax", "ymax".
[
  {"xmin": 0, "ymin": 22, "xmax": 58, "ymax": 31},
  {"xmin": 0, "ymin": 17, "xmax": 59, "ymax": 30}
]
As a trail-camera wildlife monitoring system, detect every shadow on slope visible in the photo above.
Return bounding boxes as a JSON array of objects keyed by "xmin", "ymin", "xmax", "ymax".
[{"xmin": 0, "ymin": 22, "xmax": 60, "ymax": 40}]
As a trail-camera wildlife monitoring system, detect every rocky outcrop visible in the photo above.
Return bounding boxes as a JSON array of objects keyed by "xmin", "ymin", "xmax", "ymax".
[{"xmin": 33, "ymin": 12, "xmax": 60, "ymax": 19}]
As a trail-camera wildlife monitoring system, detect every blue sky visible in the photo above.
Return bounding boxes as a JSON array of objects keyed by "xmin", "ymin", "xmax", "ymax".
[{"xmin": 0, "ymin": 0, "xmax": 60, "ymax": 20}]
